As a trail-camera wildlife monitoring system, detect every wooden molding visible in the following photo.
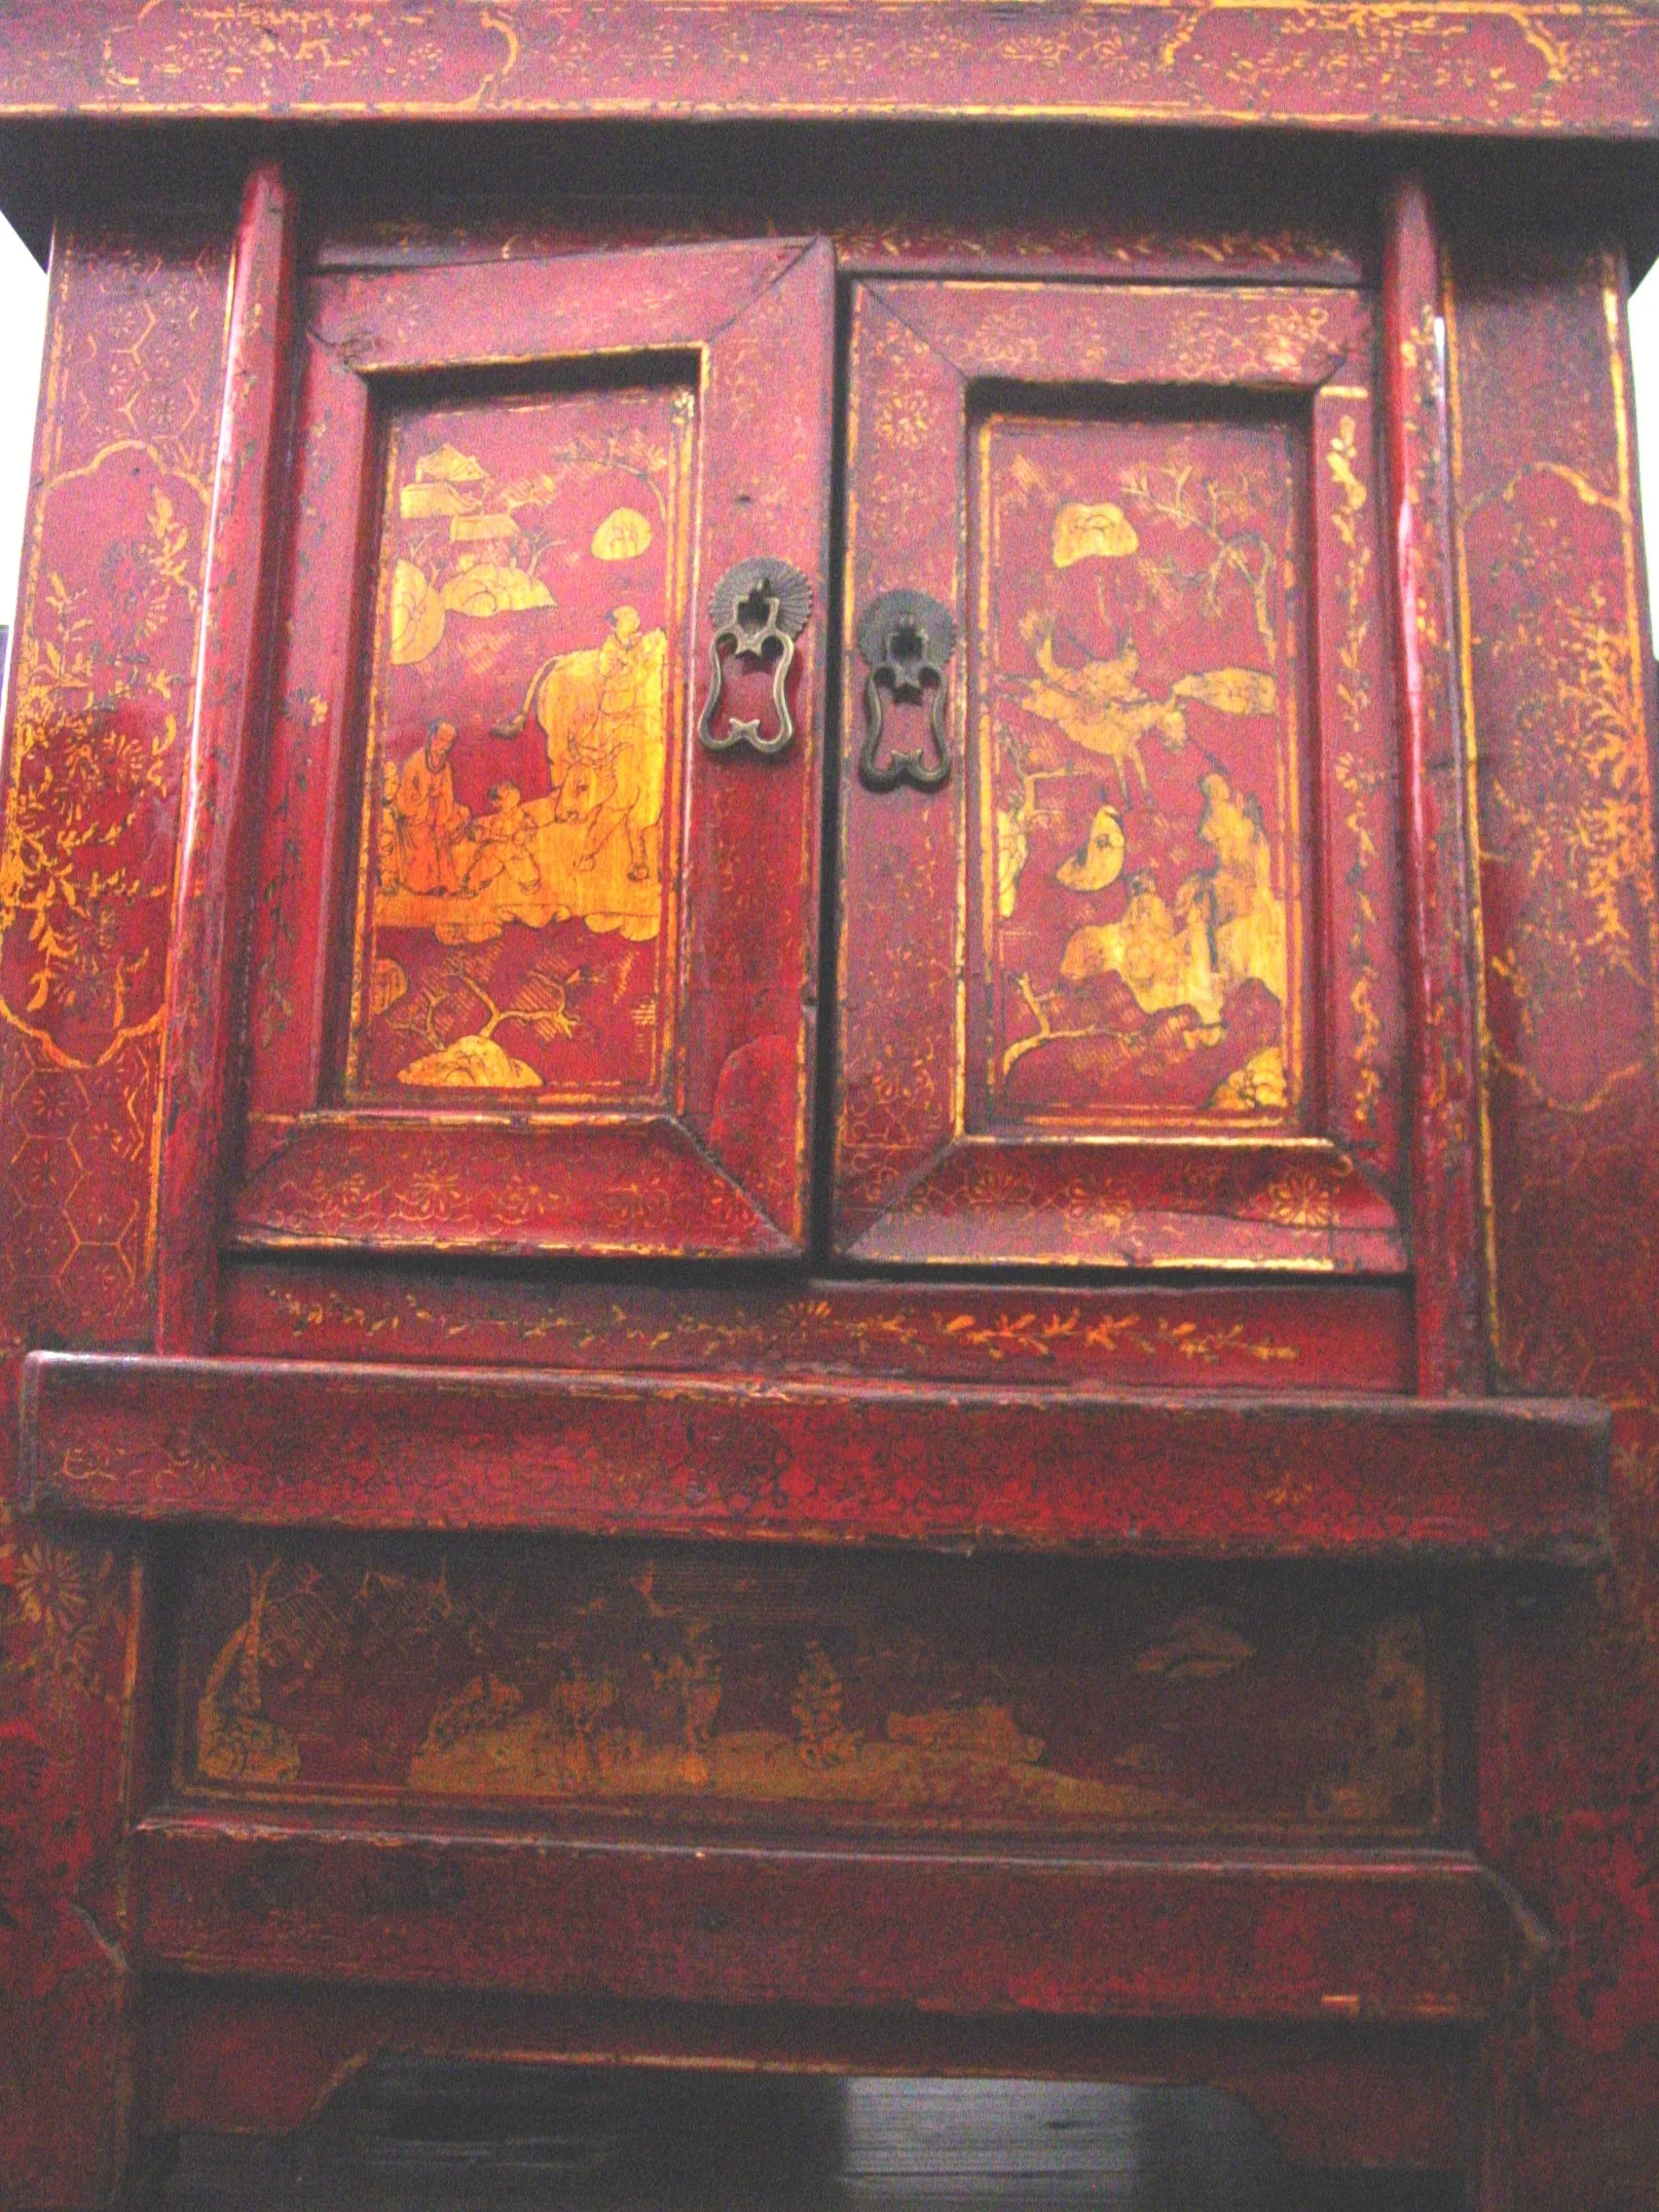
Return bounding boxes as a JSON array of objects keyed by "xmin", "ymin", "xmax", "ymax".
[{"xmin": 21, "ymin": 1350, "xmax": 1608, "ymax": 1560}]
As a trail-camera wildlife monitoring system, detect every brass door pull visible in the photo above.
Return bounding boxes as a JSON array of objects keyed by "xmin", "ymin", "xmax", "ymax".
[
  {"xmin": 697, "ymin": 557, "xmax": 813, "ymax": 757},
  {"xmin": 856, "ymin": 589, "xmax": 958, "ymax": 793}
]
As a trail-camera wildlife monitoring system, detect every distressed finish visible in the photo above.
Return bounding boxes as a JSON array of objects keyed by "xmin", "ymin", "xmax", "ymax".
[
  {"xmin": 0, "ymin": 219, "xmax": 231, "ymax": 2210},
  {"xmin": 1383, "ymin": 181, "xmax": 1488, "ymax": 1396},
  {"xmin": 0, "ymin": 45, "xmax": 1656, "ymax": 2209},
  {"xmin": 1, "ymin": 2, "xmax": 1658, "ymax": 136},
  {"xmin": 238, "ymin": 239, "xmax": 834, "ymax": 1257},
  {"xmin": 835, "ymin": 279, "xmax": 1406, "ymax": 1271},
  {"xmin": 218, "ymin": 1267, "xmax": 1417, "ymax": 1388},
  {"xmin": 155, "ymin": 166, "xmax": 295, "ymax": 1355},
  {"xmin": 1448, "ymin": 239, "xmax": 1659, "ymax": 2212},
  {"xmin": 166, "ymin": 1535, "xmax": 1450, "ymax": 1839},
  {"xmin": 21, "ymin": 1351, "xmax": 1607, "ymax": 1561},
  {"xmin": 135, "ymin": 1815, "xmax": 1545, "ymax": 2027}
]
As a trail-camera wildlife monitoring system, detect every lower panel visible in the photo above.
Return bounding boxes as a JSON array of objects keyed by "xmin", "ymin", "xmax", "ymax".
[
  {"xmin": 164, "ymin": 1535, "xmax": 1455, "ymax": 1843},
  {"xmin": 233, "ymin": 1118, "xmax": 794, "ymax": 1259},
  {"xmin": 135, "ymin": 1814, "xmax": 1543, "ymax": 2025}
]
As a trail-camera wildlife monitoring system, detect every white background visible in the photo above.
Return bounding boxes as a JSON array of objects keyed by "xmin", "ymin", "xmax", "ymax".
[{"xmin": 2, "ymin": 212, "xmax": 1656, "ymax": 648}]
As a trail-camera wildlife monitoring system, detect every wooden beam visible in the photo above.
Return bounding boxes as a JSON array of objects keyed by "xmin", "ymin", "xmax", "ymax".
[
  {"xmin": 21, "ymin": 1351, "xmax": 1608, "ymax": 1560},
  {"xmin": 136, "ymin": 1813, "xmax": 1549, "ymax": 2028},
  {"xmin": 2, "ymin": 5, "xmax": 1658, "ymax": 137}
]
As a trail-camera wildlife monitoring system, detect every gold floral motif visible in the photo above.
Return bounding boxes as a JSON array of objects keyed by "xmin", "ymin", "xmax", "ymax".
[
  {"xmin": 1334, "ymin": 753, "xmax": 1385, "ymax": 1128},
  {"xmin": 0, "ymin": 233, "xmax": 227, "ymax": 1333},
  {"xmin": 255, "ymin": 1278, "xmax": 1304, "ymax": 1373},
  {"xmin": 1256, "ymin": 1167, "xmax": 1338, "ymax": 1230},
  {"xmin": 1, "ymin": 1510, "xmax": 119, "ymax": 1714},
  {"xmin": 1324, "ymin": 414, "xmax": 1368, "ymax": 547},
  {"xmin": 0, "ymin": 487, "xmax": 203, "ymax": 1060},
  {"xmin": 1325, "ymin": 409, "xmax": 1383, "ymax": 1131}
]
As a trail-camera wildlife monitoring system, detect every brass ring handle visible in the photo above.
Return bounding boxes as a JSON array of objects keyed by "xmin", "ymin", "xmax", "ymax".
[
  {"xmin": 697, "ymin": 557, "xmax": 813, "ymax": 757},
  {"xmin": 856, "ymin": 589, "xmax": 958, "ymax": 793}
]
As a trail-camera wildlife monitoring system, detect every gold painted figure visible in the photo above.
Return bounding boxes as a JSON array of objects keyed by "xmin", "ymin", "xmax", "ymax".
[
  {"xmin": 377, "ymin": 608, "xmax": 670, "ymax": 954},
  {"xmin": 391, "ymin": 719, "xmax": 471, "ymax": 895},
  {"xmin": 1055, "ymin": 772, "xmax": 1286, "ymax": 1031},
  {"xmin": 1015, "ymin": 611, "xmax": 1277, "ymax": 804}
]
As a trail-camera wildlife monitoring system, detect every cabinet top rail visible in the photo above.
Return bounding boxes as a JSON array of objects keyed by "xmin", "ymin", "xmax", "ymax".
[
  {"xmin": 21, "ymin": 1349, "xmax": 1609, "ymax": 1564},
  {"xmin": 1, "ymin": 2, "xmax": 1658, "ymax": 141}
]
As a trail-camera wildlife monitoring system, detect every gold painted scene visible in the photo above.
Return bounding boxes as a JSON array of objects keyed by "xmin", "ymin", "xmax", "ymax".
[
  {"xmin": 175, "ymin": 1539, "xmax": 1436, "ymax": 1840},
  {"xmin": 977, "ymin": 416, "xmax": 1305, "ymax": 1128},
  {"xmin": 349, "ymin": 386, "xmax": 692, "ymax": 1101}
]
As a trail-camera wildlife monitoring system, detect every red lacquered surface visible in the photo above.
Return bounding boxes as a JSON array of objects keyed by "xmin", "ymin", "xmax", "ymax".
[
  {"xmin": 835, "ymin": 279, "xmax": 1406, "ymax": 1272},
  {"xmin": 238, "ymin": 239, "xmax": 834, "ymax": 1258},
  {"xmin": 2, "ymin": 4, "xmax": 1658, "ymax": 136},
  {"xmin": 1448, "ymin": 235, "xmax": 1659, "ymax": 2212},
  {"xmin": 22, "ymin": 1351, "xmax": 1606, "ymax": 1560},
  {"xmin": 0, "ymin": 117, "xmax": 1654, "ymax": 2210},
  {"xmin": 0, "ymin": 215, "xmax": 233, "ymax": 2212}
]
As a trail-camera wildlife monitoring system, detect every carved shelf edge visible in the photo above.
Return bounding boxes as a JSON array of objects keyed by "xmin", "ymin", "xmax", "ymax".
[
  {"xmin": 134, "ymin": 1813, "xmax": 1548, "ymax": 2028},
  {"xmin": 21, "ymin": 1351, "xmax": 1608, "ymax": 1563}
]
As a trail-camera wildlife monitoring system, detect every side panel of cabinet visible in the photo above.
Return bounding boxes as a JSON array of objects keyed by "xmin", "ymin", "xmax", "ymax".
[
  {"xmin": 835, "ymin": 281, "xmax": 1406, "ymax": 1272},
  {"xmin": 236, "ymin": 240, "xmax": 834, "ymax": 1258},
  {"xmin": 0, "ymin": 205, "xmax": 242, "ymax": 2211},
  {"xmin": 1448, "ymin": 237, "xmax": 1659, "ymax": 2212}
]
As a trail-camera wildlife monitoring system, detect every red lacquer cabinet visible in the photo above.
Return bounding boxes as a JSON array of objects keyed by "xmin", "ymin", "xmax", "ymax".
[{"xmin": 0, "ymin": 24, "xmax": 1656, "ymax": 2211}]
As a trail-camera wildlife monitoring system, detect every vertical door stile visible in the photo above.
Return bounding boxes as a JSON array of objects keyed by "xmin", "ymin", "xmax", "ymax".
[
  {"xmin": 155, "ymin": 163, "xmax": 298, "ymax": 1355},
  {"xmin": 1382, "ymin": 174, "xmax": 1491, "ymax": 1398},
  {"xmin": 682, "ymin": 240, "xmax": 836, "ymax": 1243},
  {"xmin": 835, "ymin": 287, "xmax": 970, "ymax": 1254}
]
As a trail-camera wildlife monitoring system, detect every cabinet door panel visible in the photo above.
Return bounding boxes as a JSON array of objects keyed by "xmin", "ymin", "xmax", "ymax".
[
  {"xmin": 835, "ymin": 281, "xmax": 1405, "ymax": 1271},
  {"xmin": 237, "ymin": 240, "xmax": 833, "ymax": 1258}
]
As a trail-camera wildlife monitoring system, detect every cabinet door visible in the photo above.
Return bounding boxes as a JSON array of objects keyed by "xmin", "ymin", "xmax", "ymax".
[
  {"xmin": 834, "ymin": 280, "xmax": 1405, "ymax": 1270},
  {"xmin": 237, "ymin": 240, "xmax": 833, "ymax": 1259}
]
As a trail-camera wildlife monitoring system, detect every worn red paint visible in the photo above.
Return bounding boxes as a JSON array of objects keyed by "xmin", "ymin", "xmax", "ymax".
[
  {"xmin": 1449, "ymin": 235, "xmax": 1659, "ymax": 2212},
  {"xmin": 1, "ymin": 2, "xmax": 1657, "ymax": 135},
  {"xmin": 156, "ymin": 164, "xmax": 296, "ymax": 1355},
  {"xmin": 22, "ymin": 1350, "xmax": 1608, "ymax": 1559},
  {"xmin": 1382, "ymin": 180, "xmax": 1487, "ymax": 1397},
  {"xmin": 0, "ymin": 217, "xmax": 231, "ymax": 2212},
  {"xmin": 134, "ymin": 1813, "xmax": 1545, "ymax": 2025},
  {"xmin": 0, "ymin": 77, "xmax": 1655, "ymax": 2212}
]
